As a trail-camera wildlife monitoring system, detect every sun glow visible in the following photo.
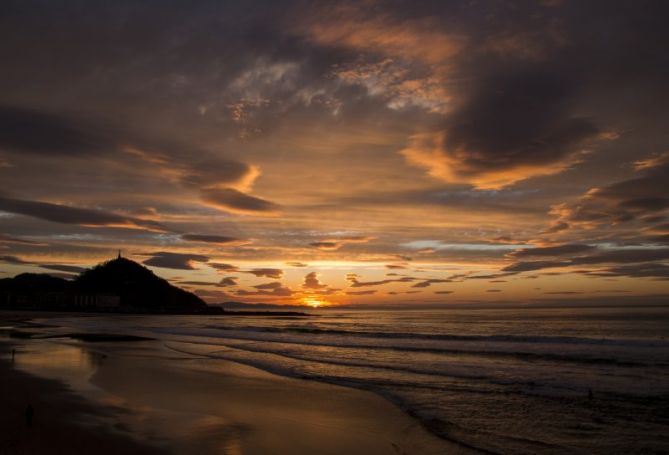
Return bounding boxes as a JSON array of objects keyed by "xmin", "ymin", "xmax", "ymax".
[{"xmin": 302, "ymin": 297, "xmax": 327, "ymax": 308}]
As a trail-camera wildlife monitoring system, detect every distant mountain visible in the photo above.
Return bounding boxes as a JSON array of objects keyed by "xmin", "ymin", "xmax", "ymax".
[
  {"xmin": 0, "ymin": 273, "xmax": 69, "ymax": 293},
  {"xmin": 216, "ymin": 301, "xmax": 308, "ymax": 310},
  {"xmin": 0, "ymin": 256, "xmax": 211, "ymax": 313},
  {"xmin": 74, "ymin": 257, "xmax": 207, "ymax": 311}
]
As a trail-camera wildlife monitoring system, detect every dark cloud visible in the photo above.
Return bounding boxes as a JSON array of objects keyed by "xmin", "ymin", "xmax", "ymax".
[
  {"xmin": 403, "ymin": 66, "xmax": 601, "ymax": 189},
  {"xmin": 0, "ymin": 196, "xmax": 166, "ymax": 231},
  {"xmin": 0, "ymin": 106, "xmax": 114, "ymax": 156},
  {"xmin": 200, "ymin": 188, "xmax": 280, "ymax": 215},
  {"xmin": 412, "ymin": 278, "xmax": 451, "ymax": 288},
  {"xmin": 590, "ymin": 263, "xmax": 669, "ymax": 280},
  {"xmin": 143, "ymin": 252, "xmax": 209, "ymax": 270},
  {"xmin": 0, "ymin": 255, "xmax": 29, "ymax": 264},
  {"xmin": 181, "ymin": 234, "xmax": 249, "ymax": 245},
  {"xmin": 463, "ymin": 273, "xmax": 516, "ymax": 280},
  {"xmin": 509, "ymin": 244, "xmax": 596, "ymax": 258},
  {"xmin": 210, "ymin": 263, "xmax": 239, "ymax": 273},
  {"xmin": 346, "ymin": 290, "xmax": 376, "ymax": 295},
  {"xmin": 244, "ymin": 268, "xmax": 283, "ymax": 279},
  {"xmin": 347, "ymin": 274, "xmax": 415, "ymax": 287},
  {"xmin": 286, "ymin": 261, "xmax": 308, "ymax": 267},
  {"xmin": 302, "ymin": 271, "xmax": 327, "ymax": 290},
  {"xmin": 218, "ymin": 277, "xmax": 238, "ymax": 287},
  {"xmin": 39, "ymin": 264, "xmax": 86, "ymax": 273},
  {"xmin": 0, "ymin": 234, "xmax": 46, "ymax": 246},
  {"xmin": 434, "ymin": 290, "xmax": 453, "ymax": 294},
  {"xmin": 309, "ymin": 236, "xmax": 374, "ymax": 251},
  {"xmin": 179, "ymin": 280, "xmax": 219, "ymax": 287},
  {"xmin": 178, "ymin": 159, "xmax": 257, "ymax": 191},
  {"xmin": 254, "ymin": 282, "xmax": 284, "ymax": 290},
  {"xmin": 503, "ymin": 248, "xmax": 669, "ymax": 273},
  {"xmin": 547, "ymin": 153, "xmax": 669, "ymax": 234},
  {"xmin": 502, "ymin": 260, "xmax": 568, "ymax": 272}
]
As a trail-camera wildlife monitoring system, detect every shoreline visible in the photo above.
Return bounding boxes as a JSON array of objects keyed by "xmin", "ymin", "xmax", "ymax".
[
  {"xmin": 0, "ymin": 341, "xmax": 168, "ymax": 454},
  {"xmin": 1, "ymin": 312, "xmax": 475, "ymax": 454}
]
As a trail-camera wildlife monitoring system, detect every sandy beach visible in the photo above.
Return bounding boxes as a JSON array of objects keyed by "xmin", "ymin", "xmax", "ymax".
[{"xmin": 0, "ymin": 312, "xmax": 472, "ymax": 455}]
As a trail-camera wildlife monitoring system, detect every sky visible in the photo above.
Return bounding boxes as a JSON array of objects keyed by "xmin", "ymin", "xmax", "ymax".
[{"xmin": 0, "ymin": 0, "xmax": 668, "ymax": 306}]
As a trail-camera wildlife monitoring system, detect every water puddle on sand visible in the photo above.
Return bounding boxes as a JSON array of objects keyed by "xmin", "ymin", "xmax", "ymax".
[{"xmin": 8, "ymin": 339, "xmax": 245, "ymax": 455}]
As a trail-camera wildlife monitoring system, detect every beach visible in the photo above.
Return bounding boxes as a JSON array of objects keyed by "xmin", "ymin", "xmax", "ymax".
[{"xmin": 0, "ymin": 312, "xmax": 470, "ymax": 455}]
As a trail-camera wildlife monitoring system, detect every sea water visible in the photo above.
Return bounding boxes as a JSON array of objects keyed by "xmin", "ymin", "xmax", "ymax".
[{"xmin": 44, "ymin": 305, "xmax": 669, "ymax": 454}]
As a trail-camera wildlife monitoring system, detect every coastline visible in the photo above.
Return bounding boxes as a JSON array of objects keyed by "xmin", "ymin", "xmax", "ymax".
[
  {"xmin": 0, "ymin": 341, "xmax": 167, "ymax": 454},
  {"xmin": 0, "ymin": 311, "xmax": 475, "ymax": 455}
]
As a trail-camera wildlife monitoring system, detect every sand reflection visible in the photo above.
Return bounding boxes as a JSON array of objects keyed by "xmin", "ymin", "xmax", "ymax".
[{"xmin": 11, "ymin": 340, "xmax": 246, "ymax": 454}]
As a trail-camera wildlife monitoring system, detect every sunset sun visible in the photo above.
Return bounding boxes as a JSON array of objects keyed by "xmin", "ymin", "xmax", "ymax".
[{"xmin": 302, "ymin": 297, "xmax": 327, "ymax": 308}]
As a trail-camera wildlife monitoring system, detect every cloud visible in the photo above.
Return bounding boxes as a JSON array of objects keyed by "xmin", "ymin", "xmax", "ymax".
[
  {"xmin": 401, "ymin": 67, "xmax": 602, "ymax": 189},
  {"xmin": 179, "ymin": 280, "xmax": 219, "ymax": 287},
  {"xmin": 502, "ymin": 260, "xmax": 571, "ymax": 272},
  {"xmin": 0, "ymin": 256, "xmax": 86, "ymax": 273},
  {"xmin": 347, "ymin": 274, "xmax": 415, "ymax": 287},
  {"xmin": 0, "ymin": 105, "xmax": 115, "ymax": 156},
  {"xmin": 218, "ymin": 277, "xmax": 238, "ymax": 287},
  {"xmin": 243, "ymin": 268, "xmax": 283, "ymax": 279},
  {"xmin": 546, "ymin": 152, "xmax": 669, "ymax": 232},
  {"xmin": 200, "ymin": 187, "xmax": 280, "ymax": 216},
  {"xmin": 0, "ymin": 255, "xmax": 30, "ymax": 264},
  {"xmin": 503, "ymin": 248, "xmax": 669, "ymax": 273},
  {"xmin": 181, "ymin": 233, "xmax": 250, "ymax": 246},
  {"xmin": 346, "ymin": 290, "xmax": 376, "ymax": 295},
  {"xmin": 39, "ymin": 264, "xmax": 87, "ymax": 273},
  {"xmin": 210, "ymin": 263, "xmax": 239, "ymax": 273},
  {"xmin": 0, "ymin": 234, "xmax": 47, "ymax": 246},
  {"xmin": 309, "ymin": 235, "xmax": 374, "ymax": 251},
  {"xmin": 0, "ymin": 196, "xmax": 166, "ymax": 231},
  {"xmin": 0, "ymin": 104, "xmax": 273, "ymax": 221},
  {"xmin": 434, "ymin": 291, "xmax": 454, "ymax": 294},
  {"xmin": 286, "ymin": 261, "xmax": 308, "ymax": 267},
  {"xmin": 253, "ymin": 282, "xmax": 284, "ymax": 290},
  {"xmin": 302, "ymin": 271, "xmax": 327, "ymax": 290},
  {"xmin": 236, "ymin": 285, "xmax": 293, "ymax": 297},
  {"xmin": 411, "ymin": 278, "xmax": 452, "ymax": 288},
  {"xmin": 590, "ymin": 263, "xmax": 669, "ymax": 280},
  {"xmin": 509, "ymin": 244, "xmax": 596, "ymax": 258},
  {"xmin": 143, "ymin": 252, "xmax": 209, "ymax": 270}
]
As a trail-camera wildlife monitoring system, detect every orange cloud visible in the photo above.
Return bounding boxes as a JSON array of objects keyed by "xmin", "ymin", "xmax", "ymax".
[
  {"xmin": 301, "ymin": 4, "xmax": 460, "ymax": 66},
  {"xmin": 309, "ymin": 235, "xmax": 374, "ymax": 251},
  {"xmin": 401, "ymin": 131, "xmax": 590, "ymax": 189}
]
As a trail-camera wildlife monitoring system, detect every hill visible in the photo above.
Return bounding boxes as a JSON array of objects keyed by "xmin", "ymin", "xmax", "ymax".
[
  {"xmin": 0, "ymin": 256, "xmax": 212, "ymax": 313},
  {"xmin": 74, "ymin": 257, "xmax": 207, "ymax": 311}
]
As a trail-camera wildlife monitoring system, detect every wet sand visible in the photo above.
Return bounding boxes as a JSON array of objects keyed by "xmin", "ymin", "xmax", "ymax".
[
  {"xmin": 0, "ymin": 313, "xmax": 474, "ymax": 454},
  {"xmin": 0, "ymin": 342, "xmax": 167, "ymax": 454}
]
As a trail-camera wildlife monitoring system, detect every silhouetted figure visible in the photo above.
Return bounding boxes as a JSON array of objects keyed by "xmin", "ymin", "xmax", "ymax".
[
  {"xmin": 25, "ymin": 405, "xmax": 34, "ymax": 428},
  {"xmin": 588, "ymin": 389, "xmax": 594, "ymax": 400}
]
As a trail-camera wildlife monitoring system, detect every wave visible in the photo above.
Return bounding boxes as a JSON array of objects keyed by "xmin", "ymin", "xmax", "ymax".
[
  {"xmin": 149, "ymin": 327, "xmax": 669, "ymax": 368},
  {"xmin": 201, "ymin": 324, "xmax": 669, "ymax": 349}
]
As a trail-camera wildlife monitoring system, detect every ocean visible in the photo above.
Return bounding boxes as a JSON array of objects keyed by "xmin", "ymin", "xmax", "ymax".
[{"xmin": 40, "ymin": 305, "xmax": 669, "ymax": 454}]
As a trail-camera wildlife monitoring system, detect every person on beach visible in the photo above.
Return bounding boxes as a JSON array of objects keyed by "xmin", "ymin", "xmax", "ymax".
[{"xmin": 25, "ymin": 404, "xmax": 33, "ymax": 428}]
